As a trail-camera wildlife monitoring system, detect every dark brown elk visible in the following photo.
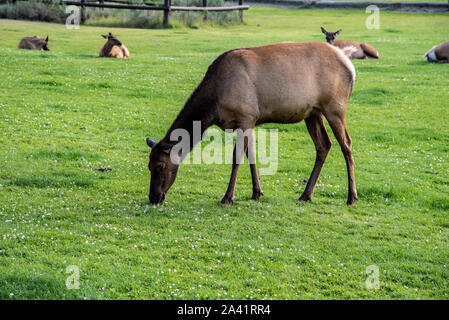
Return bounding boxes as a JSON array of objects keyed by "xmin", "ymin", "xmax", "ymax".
[
  {"xmin": 18, "ymin": 35, "xmax": 50, "ymax": 51},
  {"xmin": 321, "ymin": 27, "xmax": 379, "ymax": 59},
  {"xmin": 146, "ymin": 42, "xmax": 358, "ymax": 205},
  {"xmin": 99, "ymin": 32, "xmax": 130, "ymax": 58},
  {"xmin": 425, "ymin": 41, "xmax": 449, "ymax": 63}
]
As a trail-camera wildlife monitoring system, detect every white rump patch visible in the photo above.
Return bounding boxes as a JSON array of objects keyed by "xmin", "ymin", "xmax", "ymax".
[
  {"xmin": 342, "ymin": 46, "xmax": 358, "ymax": 58},
  {"xmin": 327, "ymin": 44, "xmax": 356, "ymax": 83}
]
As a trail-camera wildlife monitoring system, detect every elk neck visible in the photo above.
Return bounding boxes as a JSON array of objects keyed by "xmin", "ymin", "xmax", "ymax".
[{"xmin": 160, "ymin": 85, "xmax": 218, "ymax": 152}]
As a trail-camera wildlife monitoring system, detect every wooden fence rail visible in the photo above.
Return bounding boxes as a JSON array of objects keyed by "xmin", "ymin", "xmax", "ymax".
[{"xmin": 62, "ymin": 0, "xmax": 249, "ymax": 25}]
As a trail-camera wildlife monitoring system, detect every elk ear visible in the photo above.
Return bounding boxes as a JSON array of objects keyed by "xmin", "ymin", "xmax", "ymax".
[
  {"xmin": 45, "ymin": 36, "xmax": 48, "ymax": 43},
  {"xmin": 162, "ymin": 144, "xmax": 173, "ymax": 154},
  {"xmin": 146, "ymin": 138, "xmax": 156, "ymax": 148},
  {"xmin": 335, "ymin": 29, "xmax": 342, "ymax": 35},
  {"xmin": 321, "ymin": 27, "xmax": 327, "ymax": 34},
  {"xmin": 102, "ymin": 35, "xmax": 108, "ymax": 39}
]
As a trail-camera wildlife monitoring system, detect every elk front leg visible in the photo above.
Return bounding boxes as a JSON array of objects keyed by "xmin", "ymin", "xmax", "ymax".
[
  {"xmin": 220, "ymin": 129, "xmax": 249, "ymax": 205},
  {"xmin": 221, "ymin": 145, "xmax": 244, "ymax": 205}
]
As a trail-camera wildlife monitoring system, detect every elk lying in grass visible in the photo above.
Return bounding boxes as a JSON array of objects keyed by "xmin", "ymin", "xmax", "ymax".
[
  {"xmin": 146, "ymin": 42, "xmax": 358, "ymax": 205},
  {"xmin": 99, "ymin": 32, "xmax": 130, "ymax": 58},
  {"xmin": 18, "ymin": 35, "xmax": 50, "ymax": 51},
  {"xmin": 425, "ymin": 41, "xmax": 449, "ymax": 63},
  {"xmin": 321, "ymin": 27, "xmax": 379, "ymax": 59}
]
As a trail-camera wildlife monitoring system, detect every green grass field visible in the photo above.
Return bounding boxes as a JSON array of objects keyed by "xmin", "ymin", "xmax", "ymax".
[{"xmin": 0, "ymin": 7, "xmax": 448, "ymax": 299}]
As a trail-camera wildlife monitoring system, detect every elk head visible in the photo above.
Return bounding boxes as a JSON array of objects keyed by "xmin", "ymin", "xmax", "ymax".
[
  {"xmin": 146, "ymin": 138, "xmax": 180, "ymax": 204},
  {"xmin": 102, "ymin": 32, "xmax": 122, "ymax": 47},
  {"xmin": 321, "ymin": 27, "xmax": 341, "ymax": 45},
  {"xmin": 41, "ymin": 36, "xmax": 50, "ymax": 51}
]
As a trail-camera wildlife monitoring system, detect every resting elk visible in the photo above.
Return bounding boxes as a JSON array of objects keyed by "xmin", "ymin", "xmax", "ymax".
[
  {"xmin": 424, "ymin": 41, "xmax": 449, "ymax": 63},
  {"xmin": 99, "ymin": 32, "xmax": 130, "ymax": 58},
  {"xmin": 18, "ymin": 35, "xmax": 50, "ymax": 51},
  {"xmin": 146, "ymin": 42, "xmax": 358, "ymax": 205},
  {"xmin": 321, "ymin": 27, "xmax": 379, "ymax": 59}
]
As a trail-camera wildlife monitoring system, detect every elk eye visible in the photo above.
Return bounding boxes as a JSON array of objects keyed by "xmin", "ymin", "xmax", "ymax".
[{"xmin": 157, "ymin": 164, "xmax": 164, "ymax": 171}]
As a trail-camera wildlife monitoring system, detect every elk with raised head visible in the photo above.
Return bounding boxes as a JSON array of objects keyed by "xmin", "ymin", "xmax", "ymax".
[
  {"xmin": 18, "ymin": 35, "xmax": 50, "ymax": 51},
  {"xmin": 99, "ymin": 32, "xmax": 130, "ymax": 58},
  {"xmin": 146, "ymin": 42, "xmax": 358, "ymax": 206},
  {"xmin": 321, "ymin": 27, "xmax": 379, "ymax": 59},
  {"xmin": 424, "ymin": 41, "xmax": 449, "ymax": 63}
]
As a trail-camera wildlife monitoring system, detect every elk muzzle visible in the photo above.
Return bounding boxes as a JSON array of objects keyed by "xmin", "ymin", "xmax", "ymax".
[{"xmin": 149, "ymin": 190, "xmax": 166, "ymax": 204}]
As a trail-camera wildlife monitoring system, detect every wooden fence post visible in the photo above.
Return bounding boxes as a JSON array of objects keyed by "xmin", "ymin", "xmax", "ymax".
[
  {"xmin": 163, "ymin": 0, "xmax": 170, "ymax": 26},
  {"xmin": 80, "ymin": 0, "xmax": 86, "ymax": 23},
  {"xmin": 203, "ymin": 0, "xmax": 208, "ymax": 22},
  {"xmin": 239, "ymin": 0, "xmax": 243, "ymax": 22}
]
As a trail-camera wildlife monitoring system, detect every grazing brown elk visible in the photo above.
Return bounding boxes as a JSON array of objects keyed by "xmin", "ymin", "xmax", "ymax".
[
  {"xmin": 146, "ymin": 42, "xmax": 358, "ymax": 205},
  {"xmin": 18, "ymin": 35, "xmax": 50, "ymax": 51},
  {"xmin": 99, "ymin": 32, "xmax": 130, "ymax": 58},
  {"xmin": 425, "ymin": 41, "xmax": 449, "ymax": 63},
  {"xmin": 321, "ymin": 27, "xmax": 379, "ymax": 59}
]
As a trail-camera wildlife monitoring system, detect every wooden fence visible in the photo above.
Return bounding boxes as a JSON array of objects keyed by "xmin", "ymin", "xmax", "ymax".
[{"xmin": 62, "ymin": 0, "xmax": 249, "ymax": 25}]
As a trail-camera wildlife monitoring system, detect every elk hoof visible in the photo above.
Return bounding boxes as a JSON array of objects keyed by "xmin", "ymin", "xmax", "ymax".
[
  {"xmin": 346, "ymin": 194, "xmax": 358, "ymax": 206},
  {"xmin": 298, "ymin": 194, "xmax": 312, "ymax": 202},
  {"xmin": 251, "ymin": 190, "xmax": 264, "ymax": 200},
  {"xmin": 220, "ymin": 197, "xmax": 234, "ymax": 206}
]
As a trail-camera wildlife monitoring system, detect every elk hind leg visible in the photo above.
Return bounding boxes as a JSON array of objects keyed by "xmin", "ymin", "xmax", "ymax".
[
  {"xmin": 246, "ymin": 128, "xmax": 263, "ymax": 200},
  {"xmin": 220, "ymin": 128, "xmax": 250, "ymax": 205},
  {"xmin": 324, "ymin": 109, "xmax": 358, "ymax": 205},
  {"xmin": 299, "ymin": 112, "xmax": 332, "ymax": 202}
]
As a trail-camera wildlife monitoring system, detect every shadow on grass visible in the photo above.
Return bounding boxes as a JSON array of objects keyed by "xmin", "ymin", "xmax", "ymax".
[
  {"xmin": 356, "ymin": 185, "xmax": 421, "ymax": 203},
  {"xmin": 407, "ymin": 60, "xmax": 430, "ymax": 66},
  {"xmin": 351, "ymin": 87, "xmax": 392, "ymax": 106},
  {"xmin": 64, "ymin": 52, "xmax": 99, "ymax": 59},
  {"xmin": 383, "ymin": 29, "xmax": 401, "ymax": 33},
  {"xmin": 427, "ymin": 197, "xmax": 449, "ymax": 211},
  {"xmin": 26, "ymin": 150, "xmax": 100, "ymax": 161},
  {"xmin": 0, "ymin": 274, "xmax": 80, "ymax": 299},
  {"xmin": 355, "ymin": 66, "xmax": 389, "ymax": 73},
  {"xmin": 8, "ymin": 171, "xmax": 95, "ymax": 189},
  {"xmin": 26, "ymin": 79, "xmax": 62, "ymax": 87}
]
